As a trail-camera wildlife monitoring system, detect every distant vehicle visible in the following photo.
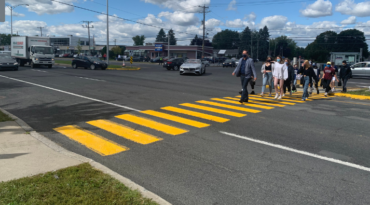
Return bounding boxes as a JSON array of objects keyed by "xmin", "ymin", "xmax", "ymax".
[
  {"xmin": 0, "ymin": 54, "xmax": 18, "ymax": 71},
  {"xmin": 348, "ymin": 62, "xmax": 370, "ymax": 76},
  {"xmin": 117, "ymin": 56, "xmax": 124, "ymax": 61},
  {"xmin": 223, "ymin": 59, "xmax": 236, "ymax": 68},
  {"xmin": 180, "ymin": 59, "xmax": 206, "ymax": 75},
  {"xmin": 0, "ymin": 51, "xmax": 11, "ymax": 55},
  {"xmin": 201, "ymin": 59, "xmax": 210, "ymax": 67},
  {"xmin": 151, "ymin": 57, "xmax": 160, "ymax": 63},
  {"xmin": 215, "ymin": 57, "xmax": 227, "ymax": 63},
  {"xmin": 63, "ymin": 54, "xmax": 71, "ymax": 58},
  {"xmin": 143, "ymin": 56, "xmax": 150, "ymax": 62},
  {"xmin": 163, "ymin": 58, "xmax": 184, "ymax": 70},
  {"xmin": 73, "ymin": 54, "xmax": 78, "ymax": 58},
  {"xmin": 11, "ymin": 36, "xmax": 54, "ymax": 68},
  {"xmin": 58, "ymin": 54, "xmax": 64, "ymax": 57},
  {"xmin": 72, "ymin": 56, "xmax": 107, "ymax": 70}
]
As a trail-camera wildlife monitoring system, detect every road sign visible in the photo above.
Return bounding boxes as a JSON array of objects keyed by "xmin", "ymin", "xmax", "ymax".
[
  {"xmin": 0, "ymin": 0, "xmax": 4, "ymax": 22},
  {"xmin": 129, "ymin": 50, "xmax": 133, "ymax": 57},
  {"xmin": 130, "ymin": 56, "xmax": 133, "ymax": 64}
]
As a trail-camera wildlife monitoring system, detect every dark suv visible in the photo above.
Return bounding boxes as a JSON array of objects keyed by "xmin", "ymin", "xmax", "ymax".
[
  {"xmin": 163, "ymin": 58, "xmax": 184, "ymax": 70},
  {"xmin": 72, "ymin": 56, "xmax": 107, "ymax": 70}
]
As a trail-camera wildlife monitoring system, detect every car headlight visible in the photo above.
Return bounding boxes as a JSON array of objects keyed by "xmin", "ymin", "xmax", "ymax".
[
  {"xmin": 51, "ymin": 59, "xmax": 54, "ymax": 61},
  {"xmin": 14, "ymin": 63, "xmax": 18, "ymax": 65},
  {"xmin": 35, "ymin": 58, "xmax": 38, "ymax": 61},
  {"xmin": 94, "ymin": 62, "xmax": 100, "ymax": 64},
  {"xmin": 195, "ymin": 67, "xmax": 200, "ymax": 70}
]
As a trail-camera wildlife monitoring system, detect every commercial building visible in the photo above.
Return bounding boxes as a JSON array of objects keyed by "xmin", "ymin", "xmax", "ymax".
[
  {"xmin": 50, "ymin": 35, "xmax": 95, "ymax": 55},
  {"xmin": 214, "ymin": 49, "xmax": 239, "ymax": 58},
  {"xmin": 330, "ymin": 52, "xmax": 361, "ymax": 65},
  {"xmin": 124, "ymin": 42, "xmax": 213, "ymax": 59}
]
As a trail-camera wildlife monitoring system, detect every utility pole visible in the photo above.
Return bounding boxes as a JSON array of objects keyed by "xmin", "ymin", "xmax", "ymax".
[
  {"xmin": 199, "ymin": 5, "xmax": 209, "ymax": 59},
  {"xmin": 106, "ymin": 0, "xmax": 109, "ymax": 64},
  {"xmin": 37, "ymin": 27, "xmax": 44, "ymax": 37},
  {"xmin": 82, "ymin": 21, "xmax": 94, "ymax": 54},
  {"xmin": 168, "ymin": 30, "xmax": 170, "ymax": 58},
  {"xmin": 257, "ymin": 33, "xmax": 259, "ymax": 61},
  {"xmin": 7, "ymin": 4, "xmax": 29, "ymax": 36}
]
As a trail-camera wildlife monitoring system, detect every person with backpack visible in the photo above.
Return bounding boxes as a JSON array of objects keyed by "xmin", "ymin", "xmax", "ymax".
[
  {"xmin": 322, "ymin": 62, "xmax": 335, "ymax": 97},
  {"xmin": 292, "ymin": 64, "xmax": 299, "ymax": 92},
  {"xmin": 232, "ymin": 50, "xmax": 257, "ymax": 103},
  {"xmin": 339, "ymin": 60, "xmax": 352, "ymax": 93}
]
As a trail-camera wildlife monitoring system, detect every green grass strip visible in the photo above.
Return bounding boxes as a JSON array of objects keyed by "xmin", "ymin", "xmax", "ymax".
[{"xmin": 0, "ymin": 110, "xmax": 13, "ymax": 122}]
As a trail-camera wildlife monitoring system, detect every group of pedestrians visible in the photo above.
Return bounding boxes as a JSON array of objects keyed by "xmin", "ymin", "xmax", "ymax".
[{"xmin": 232, "ymin": 51, "xmax": 353, "ymax": 103}]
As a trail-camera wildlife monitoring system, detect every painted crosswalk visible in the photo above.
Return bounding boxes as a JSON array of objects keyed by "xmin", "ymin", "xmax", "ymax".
[{"xmin": 54, "ymin": 93, "xmax": 335, "ymax": 156}]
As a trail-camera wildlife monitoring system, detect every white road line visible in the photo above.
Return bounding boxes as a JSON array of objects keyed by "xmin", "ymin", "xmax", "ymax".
[
  {"xmin": 0, "ymin": 74, "xmax": 141, "ymax": 112},
  {"xmin": 31, "ymin": 69, "xmax": 47, "ymax": 73},
  {"xmin": 220, "ymin": 131, "xmax": 370, "ymax": 172},
  {"xmin": 76, "ymin": 76, "xmax": 105, "ymax": 82}
]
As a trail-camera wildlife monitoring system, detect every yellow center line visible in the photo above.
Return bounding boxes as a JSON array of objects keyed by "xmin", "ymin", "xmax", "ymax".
[
  {"xmin": 54, "ymin": 125, "xmax": 128, "ymax": 156},
  {"xmin": 116, "ymin": 114, "xmax": 188, "ymax": 135},
  {"xmin": 88, "ymin": 120, "xmax": 162, "ymax": 145},
  {"xmin": 224, "ymin": 97, "xmax": 285, "ymax": 107},
  {"xmin": 180, "ymin": 103, "xmax": 247, "ymax": 117},
  {"xmin": 211, "ymin": 98, "xmax": 274, "ymax": 109},
  {"xmin": 161, "ymin": 106, "xmax": 230, "ymax": 123},
  {"xmin": 196, "ymin": 101, "xmax": 261, "ymax": 113},
  {"xmin": 248, "ymin": 97, "xmax": 295, "ymax": 105},
  {"xmin": 141, "ymin": 110, "xmax": 210, "ymax": 128}
]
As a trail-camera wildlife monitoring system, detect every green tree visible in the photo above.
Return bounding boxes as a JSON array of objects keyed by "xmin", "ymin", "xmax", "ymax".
[
  {"xmin": 119, "ymin": 46, "xmax": 126, "ymax": 55},
  {"xmin": 76, "ymin": 39, "xmax": 82, "ymax": 54},
  {"xmin": 271, "ymin": 36, "xmax": 298, "ymax": 59},
  {"xmin": 257, "ymin": 26, "xmax": 270, "ymax": 61},
  {"xmin": 239, "ymin": 26, "xmax": 251, "ymax": 54},
  {"xmin": 102, "ymin": 46, "xmax": 114, "ymax": 59},
  {"xmin": 166, "ymin": 29, "xmax": 177, "ymax": 45},
  {"xmin": 212, "ymin": 29, "xmax": 240, "ymax": 49},
  {"xmin": 132, "ymin": 35, "xmax": 145, "ymax": 46},
  {"xmin": 190, "ymin": 35, "xmax": 212, "ymax": 46},
  {"xmin": 0, "ymin": 34, "xmax": 18, "ymax": 45},
  {"xmin": 111, "ymin": 46, "xmax": 122, "ymax": 56},
  {"xmin": 155, "ymin": 29, "xmax": 167, "ymax": 42},
  {"xmin": 337, "ymin": 29, "xmax": 369, "ymax": 58}
]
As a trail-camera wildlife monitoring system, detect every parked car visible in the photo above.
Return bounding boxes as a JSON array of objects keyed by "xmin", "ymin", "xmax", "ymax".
[
  {"xmin": 223, "ymin": 59, "xmax": 236, "ymax": 67},
  {"xmin": 163, "ymin": 58, "xmax": 185, "ymax": 70},
  {"xmin": 72, "ymin": 56, "xmax": 107, "ymax": 70},
  {"xmin": 117, "ymin": 56, "xmax": 124, "ymax": 61},
  {"xmin": 201, "ymin": 59, "xmax": 210, "ymax": 67},
  {"xmin": 151, "ymin": 57, "xmax": 160, "ymax": 63},
  {"xmin": 348, "ymin": 62, "xmax": 370, "ymax": 76},
  {"xmin": 0, "ymin": 54, "xmax": 18, "ymax": 71},
  {"xmin": 143, "ymin": 56, "xmax": 150, "ymax": 62},
  {"xmin": 180, "ymin": 59, "xmax": 206, "ymax": 75},
  {"xmin": 215, "ymin": 57, "xmax": 227, "ymax": 63},
  {"xmin": 73, "ymin": 54, "xmax": 78, "ymax": 58}
]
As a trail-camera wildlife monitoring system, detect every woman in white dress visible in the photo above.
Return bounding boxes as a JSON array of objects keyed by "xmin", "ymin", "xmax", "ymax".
[{"xmin": 272, "ymin": 56, "xmax": 288, "ymax": 99}]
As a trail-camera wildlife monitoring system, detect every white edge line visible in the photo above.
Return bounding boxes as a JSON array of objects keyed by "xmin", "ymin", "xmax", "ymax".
[
  {"xmin": 220, "ymin": 131, "xmax": 370, "ymax": 172},
  {"xmin": 0, "ymin": 74, "xmax": 141, "ymax": 112}
]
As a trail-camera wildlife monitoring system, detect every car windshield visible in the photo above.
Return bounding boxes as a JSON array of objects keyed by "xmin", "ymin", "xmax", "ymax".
[
  {"xmin": 224, "ymin": 60, "xmax": 232, "ymax": 63},
  {"xmin": 0, "ymin": 55, "xmax": 13, "ymax": 60},
  {"xmin": 87, "ymin": 57, "xmax": 102, "ymax": 62},
  {"xmin": 185, "ymin": 59, "xmax": 201, "ymax": 64},
  {"xmin": 33, "ymin": 47, "xmax": 53, "ymax": 55}
]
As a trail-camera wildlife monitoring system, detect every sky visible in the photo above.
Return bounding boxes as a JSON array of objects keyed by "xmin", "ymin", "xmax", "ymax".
[{"xmin": 1, "ymin": 0, "xmax": 370, "ymax": 47}]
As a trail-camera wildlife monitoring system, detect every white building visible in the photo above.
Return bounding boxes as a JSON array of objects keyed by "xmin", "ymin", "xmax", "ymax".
[
  {"xmin": 50, "ymin": 35, "xmax": 96, "ymax": 55},
  {"xmin": 330, "ymin": 52, "xmax": 361, "ymax": 65}
]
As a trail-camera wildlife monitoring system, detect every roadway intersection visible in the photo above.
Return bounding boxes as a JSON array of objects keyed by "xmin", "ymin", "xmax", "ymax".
[{"xmin": 1, "ymin": 63, "xmax": 370, "ymax": 204}]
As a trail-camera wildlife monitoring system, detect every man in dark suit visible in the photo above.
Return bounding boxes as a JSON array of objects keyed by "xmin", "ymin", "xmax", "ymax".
[{"xmin": 232, "ymin": 50, "xmax": 257, "ymax": 103}]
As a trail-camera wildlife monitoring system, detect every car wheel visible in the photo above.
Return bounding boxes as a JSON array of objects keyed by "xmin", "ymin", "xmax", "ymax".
[
  {"xmin": 174, "ymin": 66, "xmax": 179, "ymax": 71},
  {"xmin": 72, "ymin": 63, "xmax": 77, "ymax": 69},
  {"xmin": 90, "ymin": 64, "xmax": 96, "ymax": 70}
]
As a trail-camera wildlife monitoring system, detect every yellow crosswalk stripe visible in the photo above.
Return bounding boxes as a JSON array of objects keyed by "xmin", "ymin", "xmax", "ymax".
[
  {"xmin": 249, "ymin": 97, "xmax": 296, "ymax": 105},
  {"xmin": 54, "ymin": 125, "xmax": 128, "ymax": 156},
  {"xmin": 196, "ymin": 101, "xmax": 261, "ymax": 113},
  {"xmin": 211, "ymin": 98, "xmax": 274, "ymax": 109},
  {"xmin": 141, "ymin": 110, "xmax": 210, "ymax": 128},
  {"xmin": 244, "ymin": 95, "xmax": 306, "ymax": 103},
  {"xmin": 116, "ymin": 114, "xmax": 188, "ymax": 135},
  {"xmin": 180, "ymin": 103, "xmax": 247, "ymax": 117},
  {"xmin": 162, "ymin": 106, "xmax": 229, "ymax": 123},
  {"xmin": 224, "ymin": 97, "xmax": 285, "ymax": 107},
  {"xmin": 88, "ymin": 120, "xmax": 162, "ymax": 145}
]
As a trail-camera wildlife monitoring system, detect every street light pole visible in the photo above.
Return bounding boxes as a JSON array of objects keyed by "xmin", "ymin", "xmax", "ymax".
[
  {"xmin": 7, "ymin": 4, "xmax": 29, "ymax": 36},
  {"xmin": 106, "ymin": 0, "xmax": 109, "ymax": 65}
]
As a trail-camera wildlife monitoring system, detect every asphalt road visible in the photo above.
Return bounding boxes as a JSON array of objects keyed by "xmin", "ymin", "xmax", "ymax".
[{"xmin": 1, "ymin": 63, "xmax": 370, "ymax": 204}]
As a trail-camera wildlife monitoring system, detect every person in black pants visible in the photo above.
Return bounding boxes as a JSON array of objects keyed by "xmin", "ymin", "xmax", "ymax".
[
  {"xmin": 339, "ymin": 60, "xmax": 352, "ymax": 93},
  {"xmin": 322, "ymin": 62, "xmax": 335, "ymax": 97},
  {"xmin": 232, "ymin": 50, "xmax": 257, "ymax": 103},
  {"xmin": 283, "ymin": 58, "xmax": 294, "ymax": 96}
]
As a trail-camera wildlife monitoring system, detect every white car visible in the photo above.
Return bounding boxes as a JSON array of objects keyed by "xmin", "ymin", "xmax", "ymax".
[
  {"xmin": 180, "ymin": 59, "xmax": 206, "ymax": 75},
  {"xmin": 349, "ymin": 62, "xmax": 370, "ymax": 76},
  {"xmin": 59, "ymin": 54, "xmax": 63, "ymax": 57},
  {"xmin": 73, "ymin": 54, "xmax": 78, "ymax": 58}
]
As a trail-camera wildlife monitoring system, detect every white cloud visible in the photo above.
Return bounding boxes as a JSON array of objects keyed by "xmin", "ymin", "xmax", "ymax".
[
  {"xmin": 5, "ymin": 7, "xmax": 25, "ymax": 17},
  {"xmin": 227, "ymin": 0, "xmax": 237, "ymax": 11},
  {"xmin": 142, "ymin": 0, "xmax": 210, "ymax": 13},
  {"xmin": 243, "ymin": 12, "xmax": 256, "ymax": 22},
  {"xmin": 260, "ymin": 15, "xmax": 288, "ymax": 29},
  {"xmin": 225, "ymin": 19, "xmax": 254, "ymax": 28},
  {"xmin": 341, "ymin": 16, "xmax": 356, "ymax": 24},
  {"xmin": 6, "ymin": 0, "xmax": 74, "ymax": 15},
  {"xmin": 335, "ymin": 0, "xmax": 370, "ymax": 17},
  {"xmin": 158, "ymin": 11, "xmax": 199, "ymax": 26},
  {"xmin": 300, "ymin": 0, "xmax": 333, "ymax": 18},
  {"xmin": 205, "ymin": 18, "xmax": 222, "ymax": 29}
]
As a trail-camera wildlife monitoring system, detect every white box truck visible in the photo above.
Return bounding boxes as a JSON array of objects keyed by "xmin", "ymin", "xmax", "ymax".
[{"xmin": 11, "ymin": 36, "xmax": 55, "ymax": 68}]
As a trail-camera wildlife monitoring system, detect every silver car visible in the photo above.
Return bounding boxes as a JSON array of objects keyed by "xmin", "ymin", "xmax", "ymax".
[
  {"xmin": 180, "ymin": 59, "xmax": 206, "ymax": 75},
  {"xmin": 349, "ymin": 62, "xmax": 370, "ymax": 76}
]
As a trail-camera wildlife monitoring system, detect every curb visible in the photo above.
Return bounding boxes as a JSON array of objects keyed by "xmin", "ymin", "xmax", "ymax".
[
  {"xmin": 107, "ymin": 68, "xmax": 141, "ymax": 71},
  {"xmin": 0, "ymin": 108, "xmax": 171, "ymax": 205},
  {"xmin": 334, "ymin": 93, "xmax": 370, "ymax": 100}
]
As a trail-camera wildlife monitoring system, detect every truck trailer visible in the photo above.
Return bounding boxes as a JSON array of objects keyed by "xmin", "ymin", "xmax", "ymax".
[{"xmin": 11, "ymin": 36, "xmax": 55, "ymax": 68}]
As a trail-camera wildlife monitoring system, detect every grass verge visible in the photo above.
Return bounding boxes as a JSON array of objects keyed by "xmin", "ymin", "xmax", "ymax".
[
  {"xmin": 0, "ymin": 163, "xmax": 158, "ymax": 205},
  {"xmin": 346, "ymin": 89, "xmax": 370, "ymax": 96},
  {"xmin": 55, "ymin": 60, "xmax": 72, "ymax": 65},
  {"xmin": 0, "ymin": 110, "xmax": 13, "ymax": 122},
  {"xmin": 107, "ymin": 66, "xmax": 140, "ymax": 70}
]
